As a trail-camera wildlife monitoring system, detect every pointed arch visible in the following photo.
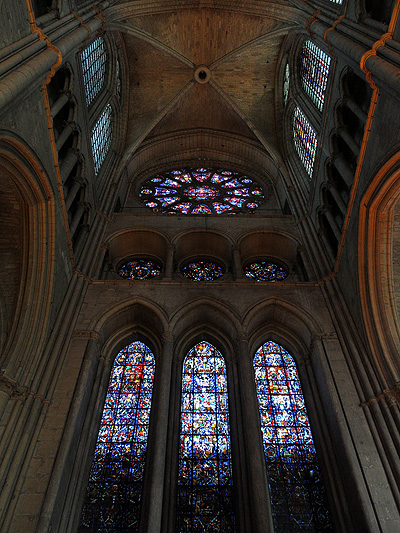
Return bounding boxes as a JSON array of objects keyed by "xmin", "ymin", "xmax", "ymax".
[
  {"xmin": 253, "ymin": 340, "xmax": 333, "ymax": 531},
  {"xmin": 79, "ymin": 340, "xmax": 156, "ymax": 530},
  {"xmin": 178, "ymin": 340, "xmax": 235, "ymax": 531}
]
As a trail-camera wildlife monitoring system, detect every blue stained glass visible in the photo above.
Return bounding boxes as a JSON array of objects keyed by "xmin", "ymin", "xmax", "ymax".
[
  {"xmin": 181, "ymin": 261, "xmax": 225, "ymax": 281},
  {"xmin": 221, "ymin": 179, "xmax": 241, "ymax": 188},
  {"xmin": 226, "ymin": 188, "xmax": 249, "ymax": 197},
  {"xmin": 79, "ymin": 342, "xmax": 155, "ymax": 531},
  {"xmin": 225, "ymin": 197, "xmax": 246, "ymax": 207},
  {"xmin": 213, "ymin": 202, "xmax": 234, "ymax": 214},
  {"xmin": 300, "ymin": 41, "xmax": 331, "ymax": 112},
  {"xmin": 254, "ymin": 342, "xmax": 332, "ymax": 532},
  {"xmin": 154, "ymin": 187, "xmax": 177, "ymax": 196},
  {"xmin": 178, "ymin": 342, "xmax": 235, "ymax": 531},
  {"xmin": 159, "ymin": 196, "xmax": 179, "ymax": 207}
]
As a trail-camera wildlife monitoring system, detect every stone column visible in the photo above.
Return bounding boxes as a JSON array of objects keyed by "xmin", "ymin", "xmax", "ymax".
[
  {"xmin": 233, "ymin": 245, "xmax": 243, "ymax": 280},
  {"xmin": 236, "ymin": 334, "xmax": 274, "ymax": 532},
  {"xmin": 140, "ymin": 332, "xmax": 174, "ymax": 533},
  {"xmin": 163, "ymin": 244, "xmax": 175, "ymax": 280}
]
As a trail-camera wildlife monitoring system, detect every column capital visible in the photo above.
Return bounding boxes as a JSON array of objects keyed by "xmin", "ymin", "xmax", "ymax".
[{"xmin": 162, "ymin": 331, "xmax": 174, "ymax": 343}]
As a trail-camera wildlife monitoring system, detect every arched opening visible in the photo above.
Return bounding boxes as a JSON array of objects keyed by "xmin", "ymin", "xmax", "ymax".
[
  {"xmin": 79, "ymin": 341, "xmax": 156, "ymax": 531},
  {"xmin": 178, "ymin": 340, "xmax": 235, "ymax": 531},
  {"xmin": 253, "ymin": 341, "xmax": 332, "ymax": 532}
]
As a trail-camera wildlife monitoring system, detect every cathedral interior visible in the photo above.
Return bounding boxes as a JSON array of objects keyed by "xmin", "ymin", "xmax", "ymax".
[{"xmin": 0, "ymin": 0, "xmax": 400, "ymax": 531}]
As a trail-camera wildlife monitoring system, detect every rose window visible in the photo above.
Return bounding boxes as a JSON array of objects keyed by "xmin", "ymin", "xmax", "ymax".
[{"xmin": 139, "ymin": 167, "xmax": 264, "ymax": 215}]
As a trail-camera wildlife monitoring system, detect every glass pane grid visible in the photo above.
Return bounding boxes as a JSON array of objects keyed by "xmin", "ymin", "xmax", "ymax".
[
  {"xmin": 300, "ymin": 41, "xmax": 331, "ymax": 111},
  {"xmin": 293, "ymin": 107, "xmax": 317, "ymax": 178},
  {"xmin": 79, "ymin": 342, "xmax": 155, "ymax": 532},
  {"xmin": 81, "ymin": 37, "xmax": 107, "ymax": 106},
  {"xmin": 91, "ymin": 104, "xmax": 112, "ymax": 174},
  {"xmin": 178, "ymin": 342, "xmax": 235, "ymax": 531},
  {"xmin": 254, "ymin": 341, "xmax": 332, "ymax": 532}
]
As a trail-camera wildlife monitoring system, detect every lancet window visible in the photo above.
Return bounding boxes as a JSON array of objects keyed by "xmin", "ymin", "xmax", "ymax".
[
  {"xmin": 300, "ymin": 41, "xmax": 331, "ymax": 111},
  {"xmin": 254, "ymin": 341, "xmax": 332, "ymax": 532},
  {"xmin": 293, "ymin": 107, "xmax": 318, "ymax": 177},
  {"xmin": 91, "ymin": 103, "xmax": 112, "ymax": 174},
  {"xmin": 178, "ymin": 341, "xmax": 235, "ymax": 531},
  {"xmin": 81, "ymin": 37, "xmax": 107, "ymax": 106},
  {"xmin": 79, "ymin": 341, "xmax": 155, "ymax": 531}
]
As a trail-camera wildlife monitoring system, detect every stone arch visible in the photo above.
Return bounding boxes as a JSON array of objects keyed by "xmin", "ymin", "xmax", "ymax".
[
  {"xmin": 358, "ymin": 150, "xmax": 400, "ymax": 383},
  {"xmin": 0, "ymin": 135, "xmax": 55, "ymax": 375},
  {"xmin": 170, "ymin": 296, "xmax": 242, "ymax": 347}
]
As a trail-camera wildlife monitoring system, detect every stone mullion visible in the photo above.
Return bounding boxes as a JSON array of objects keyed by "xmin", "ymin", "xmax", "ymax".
[
  {"xmin": 236, "ymin": 335, "xmax": 274, "ymax": 533},
  {"xmin": 140, "ymin": 332, "xmax": 174, "ymax": 533}
]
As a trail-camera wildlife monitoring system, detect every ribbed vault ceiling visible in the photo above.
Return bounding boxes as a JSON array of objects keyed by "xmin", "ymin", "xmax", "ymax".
[{"xmin": 108, "ymin": 0, "xmax": 303, "ymax": 177}]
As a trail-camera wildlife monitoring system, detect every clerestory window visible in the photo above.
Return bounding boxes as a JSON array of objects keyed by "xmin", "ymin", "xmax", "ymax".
[
  {"xmin": 300, "ymin": 41, "xmax": 331, "ymax": 112},
  {"xmin": 293, "ymin": 107, "xmax": 318, "ymax": 178},
  {"xmin": 81, "ymin": 37, "xmax": 107, "ymax": 107},
  {"xmin": 91, "ymin": 103, "xmax": 112, "ymax": 175}
]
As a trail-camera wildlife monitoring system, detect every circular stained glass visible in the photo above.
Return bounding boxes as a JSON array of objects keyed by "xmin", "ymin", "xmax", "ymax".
[
  {"xmin": 118, "ymin": 259, "xmax": 162, "ymax": 280},
  {"xmin": 181, "ymin": 260, "xmax": 224, "ymax": 281},
  {"xmin": 139, "ymin": 167, "xmax": 264, "ymax": 215},
  {"xmin": 244, "ymin": 261, "xmax": 288, "ymax": 282}
]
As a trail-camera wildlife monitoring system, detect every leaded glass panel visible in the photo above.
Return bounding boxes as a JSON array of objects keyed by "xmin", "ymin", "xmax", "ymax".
[
  {"xmin": 244, "ymin": 261, "xmax": 288, "ymax": 282},
  {"xmin": 79, "ymin": 342, "xmax": 155, "ymax": 531},
  {"xmin": 181, "ymin": 261, "xmax": 225, "ymax": 281},
  {"xmin": 293, "ymin": 107, "xmax": 317, "ymax": 177},
  {"xmin": 300, "ymin": 41, "xmax": 331, "ymax": 111},
  {"xmin": 254, "ymin": 341, "xmax": 332, "ymax": 532},
  {"xmin": 178, "ymin": 341, "xmax": 235, "ymax": 531},
  {"xmin": 139, "ymin": 168, "xmax": 264, "ymax": 215},
  {"xmin": 118, "ymin": 259, "xmax": 162, "ymax": 280},
  {"xmin": 283, "ymin": 63, "xmax": 290, "ymax": 105},
  {"xmin": 91, "ymin": 104, "xmax": 112, "ymax": 174},
  {"xmin": 81, "ymin": 37, "xmax": 107, "ymax": 106}
]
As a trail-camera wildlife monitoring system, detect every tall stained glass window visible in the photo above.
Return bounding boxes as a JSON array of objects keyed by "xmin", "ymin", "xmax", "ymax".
[
  {"xmin": 293, "ymin": 107, "xmax": 317, "ymax": 177},
  {"xmin": 178, "ymin": 341, "xmax": 235, "ymax": 531},
  {"xmin": 81, "ymin": 37, "xmax": 107, "ymax": 106},
  {"xmin": 254, "ymin": 341, "xmax": 332, "ymax": 532},
  {"xmin": 79, "ymin": 341, "xmax": 155, "ymax": 531},
  {"xmin": 300, "ymin": 41, "xmax": 331, "ymax": 111},
  {"xmin": 91, "ymin": 103, "xmax": 112, "ymax": 174}
]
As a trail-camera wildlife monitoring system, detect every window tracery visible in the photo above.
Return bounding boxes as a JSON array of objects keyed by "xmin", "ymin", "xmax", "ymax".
[
  {"xmin": 181, "ymin": 261, "xmax": 225, "ymax": 281},
  {"xmin": 254, "ymin": 341, "xmax": 332, "ymax": 532},
  {"xmin": 81, "ymin": 37, "xmax": 107, "ymax": 106},
  {"xmin": 79, "ymin": 341, "xmax": 155, "ymax": 531},
  {"xmin": 139, "ymin": 168, "xmax": 264, "ymax": 215},
  {"xmin": 178, "ymin": 341, "xmax": 235, "ymax": 531},
  {"xmin": 244, "ymin": 261, "xmax": 288, "ymax": 282},
  {"xmin": 118, "ymin": 259, "xmax": 162, "ymax": 280},
  {"xmin": 300, "ymin": 41, "xmax": 331, "ymax": 112},
  {"xmin": 91, "ymin": 103, "xmax": 112, "ymax": 174},
  {"xmin": 293, "ymin": 107, "xmax": 318, "ymax": 177}
]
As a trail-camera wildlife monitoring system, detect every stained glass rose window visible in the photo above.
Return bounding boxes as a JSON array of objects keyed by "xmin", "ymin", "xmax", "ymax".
[{"xmin": 139, "ymin": 168, "xmax": 264, "ymax": 215}]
